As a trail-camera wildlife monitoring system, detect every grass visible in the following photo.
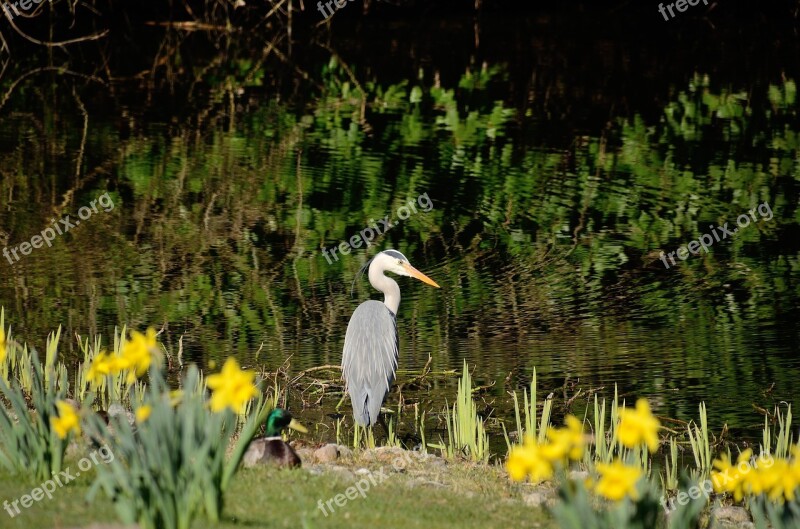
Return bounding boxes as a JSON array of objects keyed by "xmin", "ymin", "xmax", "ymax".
[
  {"xmin": 0, "ymin": 462, "xmax": 119, "ymax": 528},
  {"xmin": 0, "ymin": 453, "xmax": 556, "ymax": 529},
  {"xmin": 220, "ymin": 459, "xmax": 553, "ymax": 529}
]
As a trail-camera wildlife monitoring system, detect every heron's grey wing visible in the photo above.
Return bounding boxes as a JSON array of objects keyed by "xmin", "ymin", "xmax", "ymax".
[{"xmin": 342, "ymin": 300, "xmax": 398, "ymax": 426}]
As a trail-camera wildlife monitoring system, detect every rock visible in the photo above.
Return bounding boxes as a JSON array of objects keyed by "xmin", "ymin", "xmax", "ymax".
[
  {"xmin": 362, "ymin": 446, "xmax": 419, "ymax": 466},
  {"xmin": 568, "ymin": 470, "xmax": 589, "ymax": 481},
  {"xmin": 522, "ymin": 488, "xmax": 558, "ymax": 508},
  {"xmin": 325, "ymin": 465, "xmax": 356, "ymax": 482},
  {"xmin": 314, "ymin": 443, "xmax": 339, "ymax": 463},
  {"xmin": 336, "ymin": 445, "xmax": 353, "ymax": 459},
  {"xmin": 107, "ymin": 403, "xmax": 135, "ymax": 426},
  {"xmin": 711, "ymin": 505, "xmax": 752, "ymax": 527},
  {"xmin": 418, "ymin": 452, "xmax": 447, "ymax": 467},
  {"xmin": 295, "ymin": 447, "xmax": 315, "ymax": 463}
]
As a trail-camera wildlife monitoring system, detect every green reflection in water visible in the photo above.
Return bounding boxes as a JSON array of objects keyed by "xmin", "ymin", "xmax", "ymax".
[{"xmin": 0, "ymin": 54, "xmax": 798, "ymax": 444}]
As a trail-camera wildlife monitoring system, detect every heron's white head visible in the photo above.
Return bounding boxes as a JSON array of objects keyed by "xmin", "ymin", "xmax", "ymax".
[{"xmin": 371, "ymin": 249, "xmax": 440, "ymax": 287}]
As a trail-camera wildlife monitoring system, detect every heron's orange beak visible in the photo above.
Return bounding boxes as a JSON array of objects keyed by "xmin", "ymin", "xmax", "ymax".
[{"xmin": 402, "ymin": 262, "xmax": 441, "ymax": 288}]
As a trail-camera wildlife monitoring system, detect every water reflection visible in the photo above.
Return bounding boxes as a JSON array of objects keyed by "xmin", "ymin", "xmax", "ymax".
[{"xmin": 0, "ymin": 19, "xmax": 798, "ymax": 445}]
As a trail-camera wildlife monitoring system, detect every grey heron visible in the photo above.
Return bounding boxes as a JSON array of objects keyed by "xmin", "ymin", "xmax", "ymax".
[{"xmin": 342, "ymin": 249, "xmax": 440, "ymax": 427}]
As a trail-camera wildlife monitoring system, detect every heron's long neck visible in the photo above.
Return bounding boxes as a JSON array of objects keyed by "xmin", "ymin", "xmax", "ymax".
[{"xmin": 369, "ymin": 267, "xmax": 400, "ymax": 315}]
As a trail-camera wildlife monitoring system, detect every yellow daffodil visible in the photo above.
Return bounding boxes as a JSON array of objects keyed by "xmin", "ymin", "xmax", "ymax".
[
  {"xmin": 783, "ymin": 452, "xmax": 800, "ymax": 502},
  {"xmin": 206, "ymin": 358, "xmax": 259, "ymax": 413},
  {"xmin": 506, "ymin": 437, "xmax": 554, "ymax": 482},
  {"xmin": 0, "ymin": 326, "xmax": 6, "ymax": 364},
  {"xmin": 51, "ymin": 400, "xmax": 81, "ymax": 439},
  {"xmin": 790, "ymin": 448, "xmax": 800, "ymax": 494},
  {"xmin": 618, "ymin": 398, "xmax": 661, "ymax": 452},
  {"xmin": 762, "ymin": 459, "xmax": 796, "ymax": 502},
  {"xmin": 135, "ymin": 405, "xmax": 152, "ymax": 424},
  {"xmin": 544, "ymin": 415, "xmax": 586, "ymax": 462},
  {"xmin": 711, "ymin": 449, "xmax": 752, "ymax": 502},
  {"xmin": 86, "ymin": 350, "xmax": 119, "ymax": 384},
  {"xmin": 120, "ymin": 328, "xmax": 158, "ymax": 383},
  {"xmin": 594, "ymin": 459, "xmax": 642, "ymax": 501}
]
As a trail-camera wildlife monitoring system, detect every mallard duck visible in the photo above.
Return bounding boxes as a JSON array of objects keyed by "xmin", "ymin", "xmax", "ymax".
[{"xmin": 243, "ymin": 408, "xmax": 308, "ymax": 469}]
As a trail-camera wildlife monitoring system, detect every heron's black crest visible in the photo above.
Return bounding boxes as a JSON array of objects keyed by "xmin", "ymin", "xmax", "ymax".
[
  {"xmin": 350, "ymin": 256, "xmax": 374, "ymax": 297},
  {"xmin": 382, "ymin": 249, "xmax": 407, "ymax": 261}
]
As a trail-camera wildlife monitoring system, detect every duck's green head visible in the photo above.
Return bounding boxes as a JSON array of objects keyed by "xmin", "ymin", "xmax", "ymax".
[{"xmin": 265, "ymin": 408, "xmax": 308, "ymax": 437}]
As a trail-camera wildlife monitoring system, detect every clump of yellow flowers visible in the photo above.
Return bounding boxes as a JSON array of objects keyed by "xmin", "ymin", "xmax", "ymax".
[
  {"xmin": 594, "ymin": 460, "xmax": 643, "ymax": 501},
  {"xmin": 506, "ymin": 415, "xmax": 586, "ymax": 482},
  {"xmin": 506, "ymin": 398, "xmax": 662, "ymax": 504},
  {"xmin": 591, "ymin": 398, "xmax": 661, "ymax": 502},
  {"xmin": 85, "ymin": 327, "xmax": 258, "ymax": 414},
  {"xmin": 618, "ymin": 398, "xmax": 660, "ymax": 452},
  {"xmin": 87, "ymin": 328, "xmax": 159, "ymax": 385},
  {"xmin": 711, "ymin": 447, "xmax": 800, "ymax": 503}
]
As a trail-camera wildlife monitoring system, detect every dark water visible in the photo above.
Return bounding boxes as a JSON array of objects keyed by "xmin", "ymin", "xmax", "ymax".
[{"xmin": 1, "ymin": 5, "xmax": 799, "ymax": 445}]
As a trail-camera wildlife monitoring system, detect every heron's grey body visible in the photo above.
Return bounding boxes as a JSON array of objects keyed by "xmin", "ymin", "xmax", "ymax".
[
  {"xmin": 341, "ymin": 249, "xmax": 438, "ymax": 427},
  {"xmin": 342, "ymin": 300, "xmax": 399, "ymax": 426}
]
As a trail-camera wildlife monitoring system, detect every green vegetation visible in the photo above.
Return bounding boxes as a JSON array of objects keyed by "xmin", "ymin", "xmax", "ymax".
[
  {"xmin": 506, "ymin": 375, "xmax": 800, "ymax": 529},
  {"xmin": 439, "ymin": 361, "xmax": 489, "ymax": 462},
  {"xmin": 86, "ymin": 365, "xmax": 269, "ymax": 529},
  {"xmin": 504, "ymin": 367, "xmax": 553, "ymax": 449},
  {"xmin": 686, "ymin": 402, "xmax": 711, "ymax": 477},
  {"xmin": 551, "ymin": 477, "xmax": 706, "ymax": 529},
  {"xmin": 0, "ymin": 350, "xmax": 68, "ymax": 481},
  {"xmin": 0, "ymin": 315, "xmax": 274, "ymax": 529},
  {"xmin": 591, "ymin": 387, "xmax": 622, "ymax": 465},
  {"xmin": 761, "ymin": 405, "xmax": 793, "ymax": 460}
]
